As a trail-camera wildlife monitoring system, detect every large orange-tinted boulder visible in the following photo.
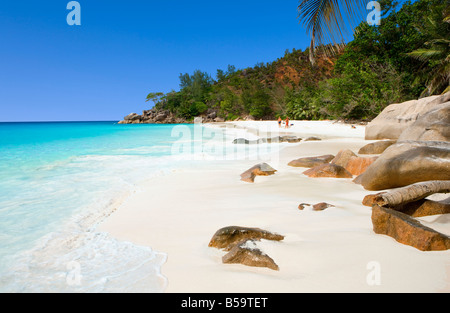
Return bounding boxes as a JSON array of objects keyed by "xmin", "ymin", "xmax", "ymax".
[
  {"xmin": 359, "ymin": 141, "xmax": 450, "ymax": 191},
  {"xmin": 345, "ymin": 156, "xmax": 378, "ymax": 176},
  {"xmin": 372, "ymin": 205, "xmax": 450, "ymax": 251}
]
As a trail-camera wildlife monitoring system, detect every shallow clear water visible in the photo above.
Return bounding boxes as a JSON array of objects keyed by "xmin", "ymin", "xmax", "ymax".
[
  {"xmin": 0, "ymin": 121, "xmax": 283, "ymax": 292},
  {"xmin": 0, "ymin": 121, "xmax": 193, "ymax": 292}
]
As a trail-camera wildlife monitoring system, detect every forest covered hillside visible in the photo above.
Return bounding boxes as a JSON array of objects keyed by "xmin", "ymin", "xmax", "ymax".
[{"xmin": 120, "ymin": 0, "xmax": 449, "ymax": 124}]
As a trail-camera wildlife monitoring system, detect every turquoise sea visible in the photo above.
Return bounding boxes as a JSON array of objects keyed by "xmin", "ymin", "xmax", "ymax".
[
  {"xmin": 0, "ymin": 121, "xmax": 283, "ymax": 292},
  {"xmin": 0, "ymin": 121, "xmax": 198, "ymax": 292}
]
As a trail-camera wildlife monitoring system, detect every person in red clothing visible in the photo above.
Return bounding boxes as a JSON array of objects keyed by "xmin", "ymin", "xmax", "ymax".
[{"xmin": 285, "ymin": 117, "xmax": 290, "ymax": 129}]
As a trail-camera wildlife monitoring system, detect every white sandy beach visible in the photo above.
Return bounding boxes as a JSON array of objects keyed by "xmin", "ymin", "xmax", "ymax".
[{"xmin": 99, "ymin": 121, "xmax": 450, "ymax": 293}]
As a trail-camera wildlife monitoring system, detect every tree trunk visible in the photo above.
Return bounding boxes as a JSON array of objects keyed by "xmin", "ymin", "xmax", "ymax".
[{"xmin": 364, "ymin": 180, "xmax": 450, "ymax": 208}]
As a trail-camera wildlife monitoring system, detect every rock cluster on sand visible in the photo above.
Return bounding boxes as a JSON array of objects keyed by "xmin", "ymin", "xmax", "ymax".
[
  {"xmin": 364, "ymin": 180, "xmax": 450, "ymax": 251},
  {"xmin": 359, "ymin": 93, "xmax": 450, "ymax": 251},
  {"xmin": 292, "ymin": 149, "xmax": 377, "ymax": 179},
  {"xmin": 208, "ymin": 226, "xmax": 284, "ymax": 271}
]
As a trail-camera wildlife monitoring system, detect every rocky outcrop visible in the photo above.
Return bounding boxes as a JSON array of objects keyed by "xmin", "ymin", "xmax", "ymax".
[
  {"xmin": 303, "ymin": 163, "xmax": 353, "ymax": 179},
  {"xmin": 372, "ymin": 205, "xmax": 450, "ymax": 251},
  {"xmin": 358, "ymin": 140, "xmax": 397, "ymax": 155},
  {"xmin": 398, "ymin": 102, "xmax": 450, "ymax": 142},
  {"xmin": 358, "ymin": 141, "xmax": 450, "ymax": 191},
  {"xmin": 118, "ymin": 113, "xmax": 141, "ymax": 124},
  {"xmin": 208, "ymin": 226, "xmax": 285, "ymax": 251},
  {"xmin": 222, "ymin": 240, "xmax": 279, "ymax": 271},
  {"xmin": 365, "ymin": 92, "xmax": 450, "ymax": 140},
  {"xmin": 118, "ymin": 107, "xmax": 222, "ymax": 124},
  {"xmin": 292, "ymin": 149, "xmax": 376, "ymax": 177},
  {"xmin": 240, "ymin": 163, "xmax": 277, "ymax": 183},
  {"xmin": 288, "ymin": 155, "xmax": 335, "ymax": 168}
]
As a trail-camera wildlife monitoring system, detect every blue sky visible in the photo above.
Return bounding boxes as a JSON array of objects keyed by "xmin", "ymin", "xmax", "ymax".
[{"xmin": 1, "ymin": 0, "xmax": 340, "ymax": 122}]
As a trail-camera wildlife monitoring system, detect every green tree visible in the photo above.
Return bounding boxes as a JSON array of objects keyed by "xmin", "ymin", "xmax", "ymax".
[
  {"xmin": 407, "ymin": 5, "xmax": 450, "ymax": 95},
  {"xmin": 321, "ymin": 61, "xmax": 406, "ymax": 120},
  {"xmin": 145, "ymin": 92, "xmax": 165, "ymax": 105}
]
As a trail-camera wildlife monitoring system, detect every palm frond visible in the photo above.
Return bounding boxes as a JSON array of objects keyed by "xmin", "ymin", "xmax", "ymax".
[
  {"xmin": 298, "ymin": 0, "xmax": 366, "ymax": 64},
  {"xmin": 407, "ymin": 48, "xmax": 446, "ymax": 62}
]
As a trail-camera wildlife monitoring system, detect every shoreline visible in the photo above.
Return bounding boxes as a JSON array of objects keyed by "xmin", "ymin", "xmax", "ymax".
[{"xmin": 98, "ymin": 120, "xmax": 450, "ymax": 293}]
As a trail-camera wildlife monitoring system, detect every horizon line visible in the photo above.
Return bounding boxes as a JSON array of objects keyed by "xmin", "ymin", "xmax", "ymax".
[{"xmin": 0, "ymin": 120, "xmax": 121, "ymax": 123}]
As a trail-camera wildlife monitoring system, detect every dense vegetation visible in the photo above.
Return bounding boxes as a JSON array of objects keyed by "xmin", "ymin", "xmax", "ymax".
[{"xmin": 148, "ymin": 0, "xmax": 449, "ymax": 122}]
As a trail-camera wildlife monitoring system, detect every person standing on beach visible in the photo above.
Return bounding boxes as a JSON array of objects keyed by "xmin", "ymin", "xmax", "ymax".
[
  {"xmin": 278, "ymin": 117, "xmax": 282, "ymax": 128},
  {"xmin": 285, "ymin": 117, "xmax": 290, "ymax": 129}
]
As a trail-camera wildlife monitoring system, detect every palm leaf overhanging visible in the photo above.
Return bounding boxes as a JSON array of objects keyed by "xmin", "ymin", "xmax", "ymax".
[
  {"xmin": 407, "ymin": 8, "xmax": 450, "ymax": 95},
  {"xmin": 298, "ymin": 0, "xmax": 367, "ymax": 65}
]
